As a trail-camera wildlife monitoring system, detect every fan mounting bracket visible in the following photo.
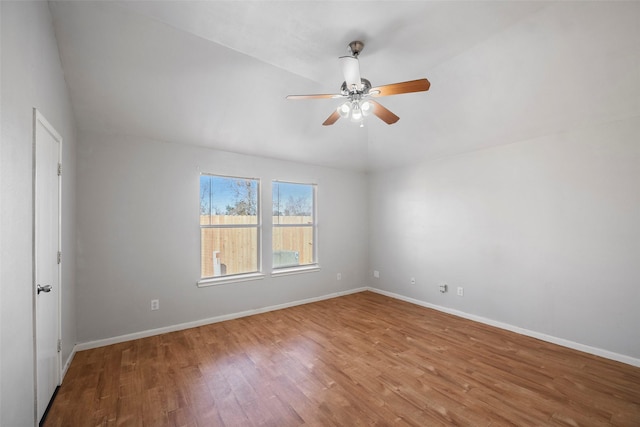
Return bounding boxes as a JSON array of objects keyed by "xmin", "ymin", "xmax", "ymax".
[{"xmin": 348, "ymin": 41, "xmax": 365, "ymax": 57}]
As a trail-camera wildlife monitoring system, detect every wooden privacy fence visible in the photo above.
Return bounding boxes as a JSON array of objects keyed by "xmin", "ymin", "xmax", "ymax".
[{"xmin": 201, "ymin": 215, "xmax": 313, "ymax": 278}]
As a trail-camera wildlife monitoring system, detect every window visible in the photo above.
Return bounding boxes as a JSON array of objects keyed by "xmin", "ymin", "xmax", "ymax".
[
  {"xmin": 272, "ymin": 181, "xmax": 317, "ymax": 270},
  {"xmin": 200, "ymin": 174, "xmax": 260, "ymax": 282}
]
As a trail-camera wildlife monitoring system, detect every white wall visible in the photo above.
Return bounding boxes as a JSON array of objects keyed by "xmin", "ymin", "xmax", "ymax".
[
  {"xmin": 368, "ymin": 116, "xmax": 640, "ymax": 361},
  {"xmin": 75, "ymin": 131, "xmax": 368, "ymax": 343},
  {"xmin": 0, "ymin": 2, "xmax": 77, "ymax": 425}
]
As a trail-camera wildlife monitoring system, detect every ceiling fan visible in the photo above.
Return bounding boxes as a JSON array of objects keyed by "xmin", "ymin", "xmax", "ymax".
[{"xmin": 286, "ymin": 41, "xmax": 430, "ymax": 127}]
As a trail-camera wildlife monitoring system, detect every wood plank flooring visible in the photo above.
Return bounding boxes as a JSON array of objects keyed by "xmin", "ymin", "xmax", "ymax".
[{"xmin": 44, "ymin": 291, "xmax": 640, "ymax": 426}]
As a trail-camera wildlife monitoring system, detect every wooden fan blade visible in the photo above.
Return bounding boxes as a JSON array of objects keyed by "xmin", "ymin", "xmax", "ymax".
[
  {"xmin": 369, "ymin": 100, "xmax": 399, "ymax": 124},
  {"xmin": 369, "ymin": 78, "xmax": 430, "ymax": 97},
  {"xmin": 286, "ymin": 93, "xmax": 344, "ymax": 100},
  {"xmin": 339, "ymin": 56, "xmax": 362, "ymax": 91},
  {"xmin": 322, "ymin": 110, "xmax": 341, "ymax": 126}
]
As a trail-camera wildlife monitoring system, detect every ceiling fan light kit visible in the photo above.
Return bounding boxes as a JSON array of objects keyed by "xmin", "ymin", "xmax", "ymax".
[
  {"xmin": 287, "ymin": 41, "xmax": 430, "ymax": 127},
  {"xmin": 338, "ymin": 97, "xmax": 373, "ymax": 127}
]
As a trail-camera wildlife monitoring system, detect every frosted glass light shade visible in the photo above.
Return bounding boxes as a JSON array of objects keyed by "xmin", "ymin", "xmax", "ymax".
[
  {"xmin": 338, "ymin": 102, "xmax": 351, "ymax": 118},
  {"xmin": 361, "ymin": 100, "xmax": 372, "ymax": 116}
]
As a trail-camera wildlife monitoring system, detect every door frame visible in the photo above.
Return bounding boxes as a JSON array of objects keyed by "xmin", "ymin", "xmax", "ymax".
[{"xmin": 32, "ymin": 108, "xmax": 63, "ymax": 422}]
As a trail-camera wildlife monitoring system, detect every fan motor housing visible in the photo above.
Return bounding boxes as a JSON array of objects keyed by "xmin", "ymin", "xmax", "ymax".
[{"xmin": 341, "ymin": 78, "xmax": 371, "ymax": 95}]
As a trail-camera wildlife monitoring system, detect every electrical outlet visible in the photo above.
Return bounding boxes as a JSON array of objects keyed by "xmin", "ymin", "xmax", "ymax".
[
  {"xmin": 439, "ymin": 283, "xmax": 448, "ymax": 293},
  {"xmin": 457, "ymin": 287, "xmax": 464, "ymax": 297},
  {"xmin": 337, "ymin": 273, "xmax": 342, "ymax": 281},
  {"xmin": 410, "ymin": 277, "xmax": 416, "ymax": 285},
  {"xmin": 373, "ymin": 270, "xmax": 380, "ymax": 278},
  {"xmin": 151, "ymin": 299, "xmax": 159, "ymax": 310}
]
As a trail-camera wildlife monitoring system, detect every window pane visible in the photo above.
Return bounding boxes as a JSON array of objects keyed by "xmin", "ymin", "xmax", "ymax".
[
  {"xmin": 200, "ymin": 175, "xmax": 258, "ymax": 225},
  {"xmin": 199, "ymin": 175, "xmax": 212, "ymax": 225},
  {"xmin": 201, "ymin": 227, "xmax": 258, "ymax": 278},
  {"xmin": 273, "ymin": 182, "xmax": 313, "ymax": 225},
  {"xmin": 272, "ymin": 226, "xmax": 314, "ymax": 268}
]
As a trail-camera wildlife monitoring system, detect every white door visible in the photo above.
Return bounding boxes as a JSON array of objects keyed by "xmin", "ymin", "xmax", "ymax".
[{"xmin": 34, "ymin": 109, "xmax": 62, "ymax": 423}]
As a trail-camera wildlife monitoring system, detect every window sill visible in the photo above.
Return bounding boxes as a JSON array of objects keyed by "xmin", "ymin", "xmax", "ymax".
[
  {"xmin": 271, "ymin": 265, "xmax": 321, "ymax": 277},
  {"xmin": 197, "ymin": 272, "xmax": 265, "ymax": 287}
]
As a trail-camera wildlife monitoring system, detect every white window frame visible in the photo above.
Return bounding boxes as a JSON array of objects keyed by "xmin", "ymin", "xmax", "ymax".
[
  {"xmin": 271, "ymin": 180, "xmax": 319, "ymax": 277},
  {"xmin": 198, "ymin": 173, "xmax": 264, "ymax": 287}
]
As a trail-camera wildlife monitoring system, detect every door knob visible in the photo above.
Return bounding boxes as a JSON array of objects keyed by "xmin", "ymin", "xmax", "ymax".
[{"xmin": 37, "ymin": 284, "xmax": 52, "ymax": 294}]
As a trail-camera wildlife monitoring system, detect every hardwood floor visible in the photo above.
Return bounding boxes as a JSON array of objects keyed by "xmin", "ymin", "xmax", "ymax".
[{"xmin": 45, "ymin": 291, "xmax": 640, "ymax": 426}]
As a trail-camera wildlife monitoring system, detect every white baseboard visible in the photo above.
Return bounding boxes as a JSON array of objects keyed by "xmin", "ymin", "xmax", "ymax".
[
  {"xmin": 75, "ymin": 287, "xmax": 369, "ymax": 352},
  {"xmin": 71, "ymin": 285, "xmax": 639, "ymax": 368},
  {"xmin": 61, "ymin": 345, "xmax": 77, "ymax": 381},
  {"xmin": 367, "ymin": 287, "xmax": 640, "ymax": 368}
]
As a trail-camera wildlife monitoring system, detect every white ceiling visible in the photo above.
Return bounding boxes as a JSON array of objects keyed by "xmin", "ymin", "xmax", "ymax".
[{"xmin": 49, "ymin": 1, "xmax": 640, "ymax": 172}]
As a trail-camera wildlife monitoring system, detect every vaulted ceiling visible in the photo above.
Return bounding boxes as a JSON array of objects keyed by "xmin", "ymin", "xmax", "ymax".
[{"xmin": 49, "ymin": 1, "xmax": 640, "ymax": 172}]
